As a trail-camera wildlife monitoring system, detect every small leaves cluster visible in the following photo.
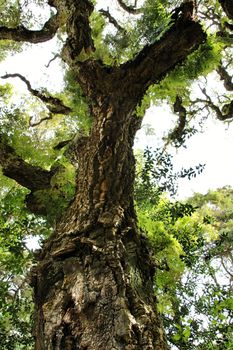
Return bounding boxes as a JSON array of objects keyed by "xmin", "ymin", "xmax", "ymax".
[
  {"xmin": 33, "ymin": 159, "xmax": 76, "ymax": 223},
  {"xmin": 135, "ymin": 147, "xmax": 205, "ymax": 199},
  {"xmin": 0, "ymin": 181, "xmax": 51, "ymax": 350},
  {"xmin": 63, "ymin": 69, "xmax": 92, "ymax": 134},
  {"xmin": 149, "ymin": 38, "xmax": 223, "ymax": 104}
]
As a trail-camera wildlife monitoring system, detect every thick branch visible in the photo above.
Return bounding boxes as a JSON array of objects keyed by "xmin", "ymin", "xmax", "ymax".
[
  {"xmin": 60, "ymin": 0, "xmax": 95, "ymax": 64},
  {"xmin": 1, "ymin": 73, "xmax": 72, "ymax": 115},
  {"xmin": 124, "ymin": 20, "xmax": 205, "ymax": 94},
  {"xmin": 171, "ymin": 1, "xmax": 197, "ymax": 21},
  {"xmin": 168, "ymin": 95, "xmax": 187, "ymax": 143},
  {"xmin": 116, "ymin": 0, "xmax": 142, "ymax": 14},
  {"xmin": 0, "ymin": 14, "xmax": 60, "ymax": 44},
  {"xmin": 0, "ymin": 0, "xmax": 95, "ymax": 66},
  {"xmin": 0, "ymin": 137, "xmax": 52, "ymax": 191},
  {"xmin": 219, "ymin": 0, "xmax": 233, "ymax": 20}
]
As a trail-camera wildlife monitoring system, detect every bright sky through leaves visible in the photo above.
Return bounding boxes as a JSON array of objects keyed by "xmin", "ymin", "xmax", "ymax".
[
  {"xmin": 136, "ymin": 103, "xmax": 233, "ymax": 199},
  {"xmin": 0, "ymin": 0, "xmax": 232, "ymax": 200},
  {"xmin": 1, "ymin": 38, "xmax": 233, "ymax": 200}
]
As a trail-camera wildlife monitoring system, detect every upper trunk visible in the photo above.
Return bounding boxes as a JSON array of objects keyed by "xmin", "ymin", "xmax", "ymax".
[{"xmin": 58, "ymin": 91, "xmax": 141, "ymax": 233}]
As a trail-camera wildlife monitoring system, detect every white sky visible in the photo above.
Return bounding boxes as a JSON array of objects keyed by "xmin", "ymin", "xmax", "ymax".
[
  {"xmin": 0, "ymin": 4, "xmax": 232, "ymax": 201},
  {"xmin": 135, "ymin": 105, "xmax": 233, "ymax": 199}
]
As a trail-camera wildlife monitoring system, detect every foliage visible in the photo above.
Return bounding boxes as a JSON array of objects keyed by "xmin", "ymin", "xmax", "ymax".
[
  {"xmin": 148, "ymin": 38, "xmax": 223, "ymax": 105},
  {"xmin": 135, "ymin": 150, "xmax": 233, "ymax": 350},
  {"xmin": 134, "ymin": 0, "xmax": 173, "ymax": 45},
  {"xmin": 62, "ymin": 69, "xmax": 93, "ymax": 134},
  {"xmin": 0, "ymin": 180, "xmax": 51, "ymax": 350},
  {"xmin": 33, "ymin": 159, "xmax": 76, "ymax": 222},
  {"xmin": 0, "ymin": 0, "xmax": 232, "ymax": 348},
  {"xmin": 135, "ymin": 147, "xmax": 205, "ymax": 200}
]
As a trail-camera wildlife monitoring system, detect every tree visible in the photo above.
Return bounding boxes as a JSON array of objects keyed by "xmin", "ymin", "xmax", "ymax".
[
  {"xmin": 0, "ymin": 1, "xmax": 231, "ymax": 349},
  {"xmin": 160, "ymin": 187, "xmax": 233, "ymax": 350},
  {"xmin": 134, "ymin": 151, "xmax": 233, "ymax": 349}
]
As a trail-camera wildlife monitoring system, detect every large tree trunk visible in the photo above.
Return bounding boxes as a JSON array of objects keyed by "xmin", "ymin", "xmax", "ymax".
[{"xmin": 31, "ymin": 91, "xmax": 169, "ymax": 349}]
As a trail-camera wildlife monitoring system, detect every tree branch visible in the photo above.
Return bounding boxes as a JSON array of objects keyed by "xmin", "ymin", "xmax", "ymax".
[
  {"xmin": 60, "ymin": 0, "xmax": 95, "ymax": 64},
  {"xmin": 167, "ymin": 96, "xmax": 187, "ymax": 144},
  {"xmin": 0, "ymin": 136, "xmax": 64, "ymax": 215},
  {"xmin": 219, "ymin": 0, "xmax": 233, "ymax": 20},
  {"xmin": 194, "ymin": 86, "xmax": 233, "ymax": 121},
  {"xmin": 99, "ymin": 9, "xmax": 126, "ymax": 33},
  {"xmin": 1, "ymin": 73, "xmax": 72, "ymax": 115},
  {"xmin": 0, "ymin": 13, "xmax": 60, "ymax": 44},
  {"xmin": 0, "ymin": 0, "xmax": 95, "ymax": 66},
  {"xmin": 221, "ymin": 100, "xmax": 233, "ymax": 120},
  {"xmin": 171, "ymin": 1, "xmax": 197, "ymax": 21},
  {"xmin": 0, "ymin": 136, "xmax": 53, "ymax": 192},
  {"xmin": 121, "ymin": 11, "xmax": 205, "ymax": 91},
  {"xmin": 116, "ymin": 0, "xmax": 142, "ymax": 14},
  {"xmin": 217, "ymin": 64, "xmax": 233, "ymax": 91},
  {"xmin": 29, "ymin": 114, "xmax": 53, "ymax": 127},
  {"xmin": 76, "ymin": 15, "xmax": 206, "ymax": 111}
]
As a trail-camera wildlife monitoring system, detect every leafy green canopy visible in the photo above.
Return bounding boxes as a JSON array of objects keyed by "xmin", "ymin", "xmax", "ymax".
[
  {"xmin": 0, "ymin": 180, "xmax": 51, "ymax": 350},
  {"xmin": 135, "ymin": 152, "xmax": 233, "ymax": 350},
  {"xmin": 0, "ymin": 0, "xmax": 225, "ymax": 169},
  {"xmin": 0, "ymin": 0, "xmax": 232, "ymax": 349}
]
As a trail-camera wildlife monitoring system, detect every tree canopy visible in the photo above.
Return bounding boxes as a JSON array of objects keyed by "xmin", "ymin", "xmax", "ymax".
[{"xmin": 0, "ymin": 0, "xmax": 232, "ymax": 349}]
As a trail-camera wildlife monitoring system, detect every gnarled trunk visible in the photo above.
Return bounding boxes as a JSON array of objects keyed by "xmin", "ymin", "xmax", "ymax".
[{"xmin": 31, "ymin": 96, "xmax": 168, "ymax": 350}]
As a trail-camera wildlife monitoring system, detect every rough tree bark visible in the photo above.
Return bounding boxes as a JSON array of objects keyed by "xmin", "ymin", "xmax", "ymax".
[{"xmin": 0, "ymin": 1, "xmax": 206, "ymax": 349}]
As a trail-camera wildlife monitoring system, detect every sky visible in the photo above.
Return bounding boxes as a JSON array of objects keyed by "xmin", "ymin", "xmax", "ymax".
[
  {"xmin": 0, "ymin": 2, "xmax": 233, "ymax": 202},
  {"xmin": 135, "ymin": 104, "xmax": 233, "ymax": 199}
]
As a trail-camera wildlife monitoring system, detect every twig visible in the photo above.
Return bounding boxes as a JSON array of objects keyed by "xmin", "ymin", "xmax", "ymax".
[
  {"xmin": 99, "ymin": 9, "xmax": 127, "ymax": 34},
  {"xmin": 45, "ymin": 53, "xmax": 60, "ymax": 68},
  {"xmin": 1, "ymin": 73, "xmax": 72, "ymax": 115},
  {"xmin": 198, "ymin": 84, "xmax": 233, "ymax": 121},
  {"xmin": 29, "ymin": 113, "xmax": 53, "ymax": 127},
  {"xmin": 116, "ymin": 0, "xmax": 142, "ymax": 14}
]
